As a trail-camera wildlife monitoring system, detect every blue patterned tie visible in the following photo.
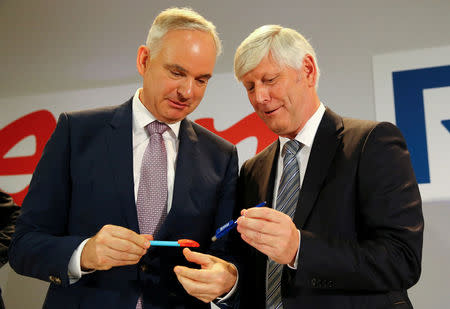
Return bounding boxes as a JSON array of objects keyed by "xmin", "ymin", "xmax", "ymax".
[
  {"xmin": 136, "ymin": 121, "xmax": 169, "ymax": 309},
  {"xmin": 266, "ymin": 139, "xmax": 302, "ymax": 309}
]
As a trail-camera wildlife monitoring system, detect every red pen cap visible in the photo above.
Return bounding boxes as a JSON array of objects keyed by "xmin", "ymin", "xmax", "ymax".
[{"xmin": 177, "ymin": 239, "xmax": 200, "ymax": 247}]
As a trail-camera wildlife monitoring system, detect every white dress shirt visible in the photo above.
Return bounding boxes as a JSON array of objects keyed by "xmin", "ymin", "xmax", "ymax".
[
  {"xmin": 273, "ymin": 102, "xmax": 325, "ymax": 269},
  {"xmin": 132, "ymin": 88, "xmax": 180, "ymax": 212}
]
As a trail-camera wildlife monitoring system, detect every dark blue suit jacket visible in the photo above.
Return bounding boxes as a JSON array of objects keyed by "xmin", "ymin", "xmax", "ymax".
[{"xmin": 9, "ymin": 98, "xmax": 238, "ymax": 309}]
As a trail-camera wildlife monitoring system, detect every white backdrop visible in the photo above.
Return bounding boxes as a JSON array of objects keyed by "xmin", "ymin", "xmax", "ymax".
[{"xmin": 373, "ymin": 45, "xmax": 450, "ymax": 202}]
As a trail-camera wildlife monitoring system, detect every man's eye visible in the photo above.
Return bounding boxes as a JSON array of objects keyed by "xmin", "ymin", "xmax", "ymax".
[
  {"xmin": 171, "ymin": 71, "xmax": 183, "ymax": 76},
  {"xmin": 197, "ymin": 79, "xmax": 207, "ymax": 85}
]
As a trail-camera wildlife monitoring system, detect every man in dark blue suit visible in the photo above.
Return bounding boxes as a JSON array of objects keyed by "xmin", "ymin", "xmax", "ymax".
[{"xmin": 9, "ymin": 8, "xmax": 238, "ymax": 309}]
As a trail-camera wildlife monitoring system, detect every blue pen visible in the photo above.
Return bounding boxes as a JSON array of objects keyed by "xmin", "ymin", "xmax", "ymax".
[{"xmin": 211, "ymin": 201, "xmax": 267, "ymax": 242}]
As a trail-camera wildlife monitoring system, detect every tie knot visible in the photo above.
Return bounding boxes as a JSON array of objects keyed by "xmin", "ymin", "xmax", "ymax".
[
  {"xmin": 146, "ymin": 121, "xmax": 169, "ymax": 135},
  {"xmin": 284, "ymin": 139, "xmax": 302, "ymax": 156}
]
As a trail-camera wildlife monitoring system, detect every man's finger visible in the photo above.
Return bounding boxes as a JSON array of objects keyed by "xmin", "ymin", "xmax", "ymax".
[
  {"xmin": 244, "ymin": 207, "xmax": 286, "ymax": 222},
  {"xmin": 238, "ymin": 225, "xmax": 278, "ymax": 246},
  {"xmin": 182, "ymin": 248, "xmax": 214, "ymax": 268},
  {"xmin": 174, "ymin": 265, "xmax": 211, "ymax": 282},
  {"xmin": 237, "ymin": 216, "xmax": 280, "ymax": 237},
  {"xmin": 141, "ymin": 234, "xmax": 154, "ymax": 241},
  {"xmin": 104, "ymin": 238, "xmax": 147, "ymax": 256},
  {"xmin": 240, "ymin": 233, "xmax": 274, "ymax": 258},
  {"xmin": 93, "ymin": 251, "xmax": 140, "ymax": 269},
  {"xmin": 174, "ymin": 272, "xmax": 210, "ymax": 293},
  {"xmin": 174, "ymin": 272, "xmax": 215, "ymax": 303},
  {"xmin": 106, "ymin": 225, "xmax": 150, "ymax": 249},
  {"xmin": 104, "ymin": 248, "xmax": 144, "ymax": 263}
]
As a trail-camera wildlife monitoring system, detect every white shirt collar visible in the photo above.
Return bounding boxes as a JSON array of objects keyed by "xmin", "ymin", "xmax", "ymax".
[
  {"xmin": 132, "ymin": 88, "xmax": 181, "ymax": 138},
  {"xmin": 279, "ymin": 102, "xmax": 326, "ymax": 152}
]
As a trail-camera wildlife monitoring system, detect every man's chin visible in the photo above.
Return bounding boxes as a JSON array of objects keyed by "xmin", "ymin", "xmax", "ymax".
[
  {"xmin": 164, "ymin": 110, "xmax": 190, "ymax": 123},
  {"xmin": 263, "ymin": 120, "xmax": 283, "ymax": 134}
]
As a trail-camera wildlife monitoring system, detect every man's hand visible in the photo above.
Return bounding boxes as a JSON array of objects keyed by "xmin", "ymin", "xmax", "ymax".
[
  {"xmin": 237, "ymin": 207, "xmax": 299, "ymax": 265},
  {"xmin": 80, "ymin": 224, "xmax": 152, "ymax": 271},
  {"xmin": 174, "ymin": 248, "xmax": 237, "ymax": 303}
]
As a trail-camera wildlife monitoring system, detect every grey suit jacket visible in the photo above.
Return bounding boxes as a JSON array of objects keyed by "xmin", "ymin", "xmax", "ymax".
[{"xmin": 234, "ymin": 108, "xmax": 423, "ymax": 309}]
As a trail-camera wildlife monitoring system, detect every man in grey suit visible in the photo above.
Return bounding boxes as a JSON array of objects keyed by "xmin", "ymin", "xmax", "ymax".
[
  {"xmin": 232, "ymin": 25, "xmax": 423, "ymax": 308},
  {"xmin": 10, "ymin": 8, "xmax": 238, "ymax": 308}
]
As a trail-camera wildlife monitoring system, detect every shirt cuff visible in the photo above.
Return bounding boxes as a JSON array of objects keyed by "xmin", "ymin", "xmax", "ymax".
[
  {"xmin": 68, "ymin": 238, "xmax": 95, "ymax": 284},
  {"xmin": 216, "ymin": 265, "xmax": 239, "ymax": 303},
  {"xmin": 287, "ymin": 229, "xmax": 301, "ymax": 270}
]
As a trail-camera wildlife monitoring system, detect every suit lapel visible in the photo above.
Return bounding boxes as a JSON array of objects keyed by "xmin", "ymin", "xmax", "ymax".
[
  {"xmin": 293, "ymin": 108, "xmax": 344, "ymax": 228},
  {"xmin": 154, "ymin": 119, "xmax": 199, "ymax": 240},
  {"xmin": 105, "ymin": 99, "xmax": 139, "ymax": 233},
  {"xmin": 255, "ymin": 141, "xmax": 280, "ymax": 208}
]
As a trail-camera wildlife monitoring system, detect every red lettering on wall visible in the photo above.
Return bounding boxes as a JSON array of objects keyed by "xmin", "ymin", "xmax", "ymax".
[
  {"xmin": 0, "ymin": 110, "xmax": 56, "ymax": 205},
  {"xmin": 195, "ymin": 112, "xmax": 277, "ymax": 153},
  {"xmin": 1, "ymin": 111, "xmax": 273, "ymax": 205}
]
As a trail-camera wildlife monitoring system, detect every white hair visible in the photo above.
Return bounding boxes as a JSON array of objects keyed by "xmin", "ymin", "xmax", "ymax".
[
  {"xmin": 145, "ymin": 7, "xmax": 222, "ymax": 57},
  {"xmin": 234, "ymin": 25, "xmax": 320, "ymax": 88}
]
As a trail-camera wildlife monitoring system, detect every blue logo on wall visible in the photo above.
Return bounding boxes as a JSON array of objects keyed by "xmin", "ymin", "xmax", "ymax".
[
  {"xmin": 443, "ymin": 120, "xmax": 450, "ymax": 133},
  {"xmin": 392, "ymin": 65, "xmax": 450, "ymax": 184}
]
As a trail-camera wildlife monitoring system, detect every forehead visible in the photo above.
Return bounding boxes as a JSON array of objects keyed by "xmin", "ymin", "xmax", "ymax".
[
  {"xmin": 241, "ymin": 54, "xmax": 283, "ymax": 81},
  {"xmin": 156, "ymin": 29, "xmax": 217, "ymax": 75}
]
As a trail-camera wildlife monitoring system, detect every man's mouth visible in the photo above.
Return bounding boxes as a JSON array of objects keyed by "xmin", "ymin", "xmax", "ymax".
[
  {"xmin": 168, "ymin": 99, "xmax": 188, "ymax": 109},
  {"xmin": 264, "ymin": 106, "xmax": 281, "ymax": 115}
]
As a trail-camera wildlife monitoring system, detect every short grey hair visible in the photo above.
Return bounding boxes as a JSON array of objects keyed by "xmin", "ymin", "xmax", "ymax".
[
  {"xmin": 234, "ymin": 25, "xmax": 320, "ymax": 87},
  {"xmin": 145, "ymin": 7, "xmax": 222, "ymax": 57}
]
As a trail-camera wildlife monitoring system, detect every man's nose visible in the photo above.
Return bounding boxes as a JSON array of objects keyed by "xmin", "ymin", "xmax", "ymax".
[
  {"xmin": 177, "ymin": 78, "xmax": 194, "ymax": 101},
  {"xmin": 255, "ymin": 85, "xmax": 270, "ymax": 104}
]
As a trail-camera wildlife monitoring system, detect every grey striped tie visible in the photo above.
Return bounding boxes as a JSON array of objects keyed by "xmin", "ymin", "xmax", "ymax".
[
  {"xmin": 266, "ymin": 139, "xmax": 302, "ymax": 309},
  {"xmin": 136, "ymin": 120, "xmax": 169, "ymax": 309}
]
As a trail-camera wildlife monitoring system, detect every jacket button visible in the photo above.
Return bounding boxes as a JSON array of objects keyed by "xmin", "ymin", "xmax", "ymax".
[
  {"xmin": 140, "ymin": 264, "xmax": 149, "ymax": 273},
  {"xmin": 49, "ymin": 275, "xmax": 61, "ymax": 285}
]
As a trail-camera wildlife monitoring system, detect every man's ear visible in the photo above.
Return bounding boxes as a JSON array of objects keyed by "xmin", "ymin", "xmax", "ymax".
[
  {"xmin": 136, "ymin": 45, "xmax": 150, "ymax": 77},
  {"xmin": 302, "ymin": 54, "xmax": 317, "ymax": 87}
]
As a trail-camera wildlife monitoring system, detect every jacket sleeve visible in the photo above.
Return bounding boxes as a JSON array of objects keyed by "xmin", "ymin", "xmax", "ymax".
[
  {"xmin": 8, "ymin": 113, "xmax": 85, "ymax": 287},
  {"xmin": 297, "ymin": 122, "xmax": 424, "ymax": 291},
  {"xmin": 209, "ymin": 144, "xmax": 239, "ymax": 257},
  {"xmin": 210, "ymin": 145, "xmax": 240, "ymax": 309}
]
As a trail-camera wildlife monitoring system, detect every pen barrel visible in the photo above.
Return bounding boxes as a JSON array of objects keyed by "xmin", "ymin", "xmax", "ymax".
[
  {"xmin": 212, "ymin": 201, "xmax": 267, "ymax": 241},
  {"xmin": 149, "ymin": 241, "xmax": 180, "ymax": 247}
]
